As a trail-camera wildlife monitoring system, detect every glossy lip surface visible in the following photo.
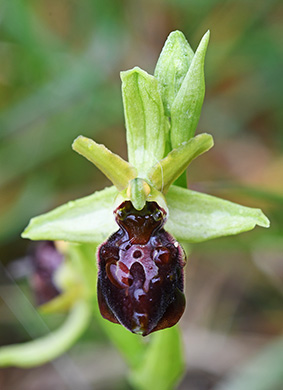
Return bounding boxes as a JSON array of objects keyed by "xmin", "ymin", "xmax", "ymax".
[{"xmin": 97, "ymin": 201, "xmax": 186, "ymax": 336}]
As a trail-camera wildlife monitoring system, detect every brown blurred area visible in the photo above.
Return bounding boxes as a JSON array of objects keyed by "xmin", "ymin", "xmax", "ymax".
[{"xmin": 0, "ymin": 0, "xmax": 282, "ymax": 389}]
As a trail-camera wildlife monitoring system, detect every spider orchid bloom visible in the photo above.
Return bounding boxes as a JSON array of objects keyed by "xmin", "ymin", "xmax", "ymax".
[
  {"xmin": 20, "ymin": 31, "xmax": 269, "ymax": 337},
  {"xmin": 0, "ymin": 30, "xmax": 269, "ymax": 371},
  {"xmin": 21, "ymin": 31, "xmax": 269, "ymax": 336}
]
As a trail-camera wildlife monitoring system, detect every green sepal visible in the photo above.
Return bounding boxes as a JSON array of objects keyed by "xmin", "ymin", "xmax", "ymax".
[
  {"xmin": 0, "ymin": 300, "xmax": 91, "ymax": 368},
  {"xmin": 166, "ymin": 185, "xmax": 270, "ymax": 242},
  {"xmin": 154, "ymin": 30, "xmax": 194, "ymax": 117},
  {"xmin": 121, "ymin": 67, "xmax": 167, "ymax": 176},
  {"xmin": 170, "ymin": 30, "xmax": 210, "ymax": 148},
  {"xmin": 22, "ymin": 186, "xmax": 118, "ymax": 243},
  {"xmin": 72, "ymin": 136, "xmax": 137, "ymax": 191},
  {"xmin": 130, "ymin": 326, "xmax": 185, "ymax": 390},
  {"xmin": 148, "ymin": 133, "xmax": 214, "ymax": 193}
]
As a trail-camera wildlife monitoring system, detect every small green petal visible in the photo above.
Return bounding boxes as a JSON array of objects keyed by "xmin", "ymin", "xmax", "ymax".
[
  {"xmin": 0, "ymin": 300, "xmax": 91, "ymax": 367},
  {"xmin": 72, "ymin": 136, "xmax": 137, "ymax": 191},
  {"xmin": 166, "ymin": 185, "xmax": 270, "ymax": 243},
  {"xmin": 121, "ymin": 67, "xmax": 167, "ymax": 176},
  {"xmin": 154, "ymin": 30, "xmax": 194, "ymax": 117},
  {"xmin": 171, "ymin": 30, "xmax": 210, "ymax": 148},
  {"xmin": 22, "ymin": 186, "xmax": 118, "ymax": 243},
  {"xmin": 148, "ymin": 133, "xmax": 214, "ymax": 193}
]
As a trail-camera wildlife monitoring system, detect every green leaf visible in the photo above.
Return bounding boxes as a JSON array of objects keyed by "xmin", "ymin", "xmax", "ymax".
[
  {"xmin": 130, "ymin": 326, "xmax": 185, "ymax": 390},
  {"xmin": 166, "ymin": 185, "xmax": 270, "ymax": 242},
  {"xmin": 72, "ymin": 136, "xmax": 137, "ymax": 191},
  {"xmin": 121, "ymin": 67, "xmax": 167, "ymax": 176},
  {"xmin": 148, "ymin": 133, "xmax": 214, "ymax": 193},
  {"xmin": 22, "ymin": 186, "xmax": 118, "ymax": 243},
  {"xmin": 154, "ymin": 30, "xmax": 194, "ymax": 117},
  {"xmin": 170, "ymin": 30, "xmax": 210, "ymax": 148},
  {"xmin": 0, "ymin": 300, "xmax": 91, "ymax": 367}
]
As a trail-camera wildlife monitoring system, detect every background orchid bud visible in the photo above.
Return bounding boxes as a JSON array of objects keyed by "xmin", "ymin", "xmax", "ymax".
[{"xmin": 30, "ymin": 241, "xmax": 63, "ymax": 305}]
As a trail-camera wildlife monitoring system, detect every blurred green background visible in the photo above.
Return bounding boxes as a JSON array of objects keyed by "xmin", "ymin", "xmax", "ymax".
[{"xmin": 0, "ymin": 0, "xmax": 282, "ymax": 389}]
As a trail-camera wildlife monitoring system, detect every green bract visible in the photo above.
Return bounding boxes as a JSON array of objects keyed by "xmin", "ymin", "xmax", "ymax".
[
  {"xmin": 0, "ymin": 30, "xmax": 270, "ymax": 382},
  {"xmin": 170, "ymin": 30, "xmax": 210, "ymax": 148},
  {"xmin": 154, "ymin": 30, "xmax": 194, "ymax": 117}
]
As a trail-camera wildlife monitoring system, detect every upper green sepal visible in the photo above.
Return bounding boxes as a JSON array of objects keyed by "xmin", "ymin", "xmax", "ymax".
[
  {"xmin": 166, "ymin": 185, "xmax": 270, "ymax": 243},
  {"xmin": 170, "ymin": 30, "xmax": 210, "ymax": 147},
  {"xmin": 72, "ymin": 136, "xmax": 137, "ymax": 191},
  {"xmin": 121, "ymin": 67, "xmax": 167, "ymax": 176},
  {"xmin": 148, "ymin": 133, "xmax": 214, "ymax": 193},
  {"xmin": 154, "ymin": 30, "xmax": 194, "ymax": 117}
]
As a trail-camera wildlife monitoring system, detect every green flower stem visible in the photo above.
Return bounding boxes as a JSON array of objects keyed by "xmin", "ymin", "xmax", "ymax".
[
  {"xmin": 0, "ymin": 300, "xmax": 91, "ymax": 367},
  {"xmin": 130, "ymin": 326, "xmax": 185, "ymax": 390},
  {"xmin": 95, "ymin": 314, "xmax": 147, "ymax": 370},
  {"xmin": 72, "ymin": 136, "xmax": 137, "ymax": 191}
]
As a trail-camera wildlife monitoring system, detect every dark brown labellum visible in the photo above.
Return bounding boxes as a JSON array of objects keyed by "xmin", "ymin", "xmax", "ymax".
[{"xmin": 97, "ymin": 201, "xmax": 186, "ymax": 336}]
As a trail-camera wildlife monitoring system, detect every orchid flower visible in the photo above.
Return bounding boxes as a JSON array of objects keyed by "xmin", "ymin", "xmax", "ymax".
[{"xmin": 0, "ymin": 31, "xmax": 269, "ymax": 389}]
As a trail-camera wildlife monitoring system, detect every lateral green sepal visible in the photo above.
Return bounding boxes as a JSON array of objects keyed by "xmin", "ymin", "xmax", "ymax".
[
  {"xmin": 72, "ymin": 136, "xmax": 137, "ymax": 191},
  {"xmin": 166, "ymin": 185, "xmax": 270, "ymax": 242},
  {"xmin": 170, "ymin": 30, "xmax": 210, "ymax": 148},
  {"xmin": 148, "ymin": 133, "xmax": 214, "ymax": 193},
  {"xmin": 22, "ymin": 186, "xmax": 118, "ymax": 243},
  {"xmin": 121, "ymin": 67, "xmax": 167, "ymax": 176},
  {"xmin": 154, "ymin": 30, "xmax": 194, "ymax": 117}
]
